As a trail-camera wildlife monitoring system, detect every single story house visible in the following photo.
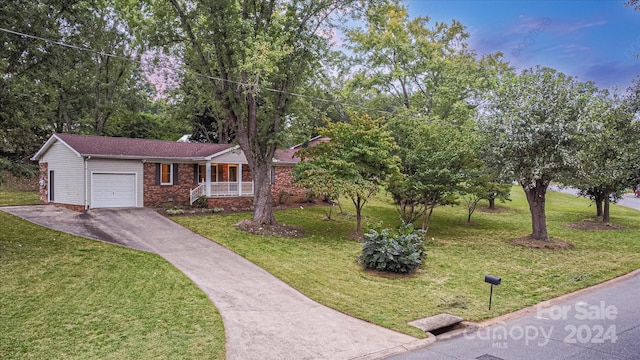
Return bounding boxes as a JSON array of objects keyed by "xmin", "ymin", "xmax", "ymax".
[{"xmin": 31, "ymin": 133, "xmax": 308, "ymax": 211}]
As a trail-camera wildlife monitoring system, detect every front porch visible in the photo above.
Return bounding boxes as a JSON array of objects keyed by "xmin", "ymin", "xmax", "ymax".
[
  {"xmin": 189, "ymin": 161, "xmax": 254, "ymax": 204},
  {"xmin": 190, "ymin": 181, "xmax": 254, "ymax": 204}
]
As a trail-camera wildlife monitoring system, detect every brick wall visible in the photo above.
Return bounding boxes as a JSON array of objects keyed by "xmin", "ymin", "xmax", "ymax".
[
  {"xmin": 39, "ymin": 162, "xmax": 48, "ymax": 203},
  {"xmin": 206, "ymin": 197, "xmax": 254, "ymax": 211},
  {"xmin": 143, "ymin": 163, "xmax": 198, "ymax": 207},
  {"xmin": 270, "ymin": 166, "xmax": 308, "ymax": 205},
  {"xmin": 52, "ymin": 202, "xmax": 85, "ymax": 212},
  {"xmin": 142, "ymin": 162, "xmax": 308, "ymax": 208},
  {"xmin": 242, "ymin": 166, "xmax": 252, "ymax": 181}
]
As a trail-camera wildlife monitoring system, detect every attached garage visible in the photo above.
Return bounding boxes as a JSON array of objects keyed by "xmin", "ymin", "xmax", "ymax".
[{"xmin": 91, "ymin": 173, "xmax": 137, "ymax": 208}]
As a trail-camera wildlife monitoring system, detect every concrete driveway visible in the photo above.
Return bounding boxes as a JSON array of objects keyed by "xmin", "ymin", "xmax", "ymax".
[{"xmin": 1, "ymin": 205, "xmax": 424, "ymax": 360}]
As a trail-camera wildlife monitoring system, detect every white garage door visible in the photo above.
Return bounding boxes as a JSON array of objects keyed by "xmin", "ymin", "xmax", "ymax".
[{"xmin": 92, "ymin": 173, "xmax": 137, "ymax": 208}]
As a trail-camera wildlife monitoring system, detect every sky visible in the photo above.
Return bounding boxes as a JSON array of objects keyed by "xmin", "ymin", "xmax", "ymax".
[{"xmin": 405, "ymin": 0, "xmax": 640, "ymax": 92}]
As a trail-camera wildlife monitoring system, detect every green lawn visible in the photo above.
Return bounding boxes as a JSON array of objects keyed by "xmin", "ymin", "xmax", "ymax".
[
  {"xmin": 176, "ymin": 189, "xmax": 640, "ymax": 338},
  {"xmin": 0, "ymin": 190, "xmax": 39, "ymax": 206},
  {"xmin": 0, "ymin": 211, "xmax": 225, "ymax": 360}
]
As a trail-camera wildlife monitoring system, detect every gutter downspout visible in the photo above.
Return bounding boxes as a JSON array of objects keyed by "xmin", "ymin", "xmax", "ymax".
[{"xmin": 84, "ymin": 156, "xmax": 91, "ymax": 212}]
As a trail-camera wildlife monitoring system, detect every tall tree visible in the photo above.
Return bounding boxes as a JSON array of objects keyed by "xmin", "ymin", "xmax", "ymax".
[
  {"xmin": 571, "ymin": 91, "xmax": 640, "ymax": 223},
  {"xmin": 344, "ymin": 0, "xmax": 505, "ymax": 119},
  {"xmin": 1, "ymin": 0, "xmax": 155, "ymax": 181},
  {"xmin": 296, "ymin": 113, "xmax": 400, "ymax": 236},
  {"xmin": 479, "ymin": 66, "xmax": 595, "ymax": 240},
  {"xmin": 143, "ymin": 0, "xmax": 370, "ymax": 225},
  {"xmin": 388, "ymin": 117, "xmax": 475, "ymax": 231}
]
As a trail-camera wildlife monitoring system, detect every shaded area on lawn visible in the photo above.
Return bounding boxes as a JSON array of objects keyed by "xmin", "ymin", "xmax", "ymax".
[
  {"xmin": 176, "ymin": 189, "xmax": 640, "ymax": 338},
  {"xmin": 0, "ymin": 212, "xmax": 225, "ymax": 360}
]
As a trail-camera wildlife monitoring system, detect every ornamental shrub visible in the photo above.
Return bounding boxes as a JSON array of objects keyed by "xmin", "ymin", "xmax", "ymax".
[{"xmin": 358, "ymin": 225, "xmax": 425, "ymax": 273}]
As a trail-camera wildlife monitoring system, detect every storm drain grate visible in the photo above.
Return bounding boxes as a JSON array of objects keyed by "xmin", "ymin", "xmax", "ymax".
[{"xmin": 476, "ymin": 355, "xmax": 505, "ymax": 360}]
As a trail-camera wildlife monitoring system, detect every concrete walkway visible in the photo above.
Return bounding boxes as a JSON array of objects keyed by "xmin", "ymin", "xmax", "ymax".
[{"xmin": 1, "ymin": 205, "xmax": 423, "ymax": 360}]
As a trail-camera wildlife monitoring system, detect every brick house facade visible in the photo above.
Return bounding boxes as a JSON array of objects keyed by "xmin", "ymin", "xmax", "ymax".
[{"xmin": 31, "ymin": 133, "xmax": 314, "ymax": 211}]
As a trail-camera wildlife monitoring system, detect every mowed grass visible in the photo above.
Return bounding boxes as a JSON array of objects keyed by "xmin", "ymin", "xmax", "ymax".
[
  {"xmin": 176, "ymin": 189, "xmax": 640, "ymax": 338},
  {"xmin": 0, "ymin": 211, "xmax": 225, "ymax": 360},
  {"xmin": 0, "ymin": 190, "xmax": 39, "ymax": 206}
]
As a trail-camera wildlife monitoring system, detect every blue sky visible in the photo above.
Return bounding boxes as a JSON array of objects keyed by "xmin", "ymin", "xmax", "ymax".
[{"xmin": 406, "ymin": 0, "xmax": 640, "ymax": 91}]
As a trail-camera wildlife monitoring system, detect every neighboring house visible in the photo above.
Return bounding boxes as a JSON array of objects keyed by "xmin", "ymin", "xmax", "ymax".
[{"xmin": 31, "ymin": 133, "xmax": 306, "ymax": 211}]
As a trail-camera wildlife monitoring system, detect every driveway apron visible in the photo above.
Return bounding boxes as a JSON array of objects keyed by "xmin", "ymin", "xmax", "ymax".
[{"xmin": 1, "ymin": 205, "xmax": 421, "ymax": 360}]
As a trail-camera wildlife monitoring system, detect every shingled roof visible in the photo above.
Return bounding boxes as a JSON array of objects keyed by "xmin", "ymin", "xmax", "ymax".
[{"xmin": 33, "ymin": 133, "xmax": 234, "ymax": 160}]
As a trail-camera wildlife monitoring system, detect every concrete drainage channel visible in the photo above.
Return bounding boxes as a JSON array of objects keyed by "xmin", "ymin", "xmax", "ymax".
[{"xmin": 408, "ymin": 313, "xmax": 477, "ymax": 341}]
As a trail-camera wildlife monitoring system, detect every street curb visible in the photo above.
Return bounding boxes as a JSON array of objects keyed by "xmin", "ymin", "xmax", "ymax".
[
  {"xmin": 379, "ymin": 268, "xmax": 640, "ymax": 359},
  {"xmin": 474, "ymin": 268, "xmax": 640, "ymax": 328},
  {"xmin": 353, "ymin": 337, "xmax": 435, "ymax": 360}
]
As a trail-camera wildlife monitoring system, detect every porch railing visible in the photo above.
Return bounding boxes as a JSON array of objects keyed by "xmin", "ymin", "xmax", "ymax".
[
  {"xmin": 209, "ymin": 182, "xmax": 254, "ymax": 197},
  {"xmin": 190, "ymin": 184, "xmax": 206, "ymax": 205},
  {"xmin": 190, "ymin": 182, "xmax": 254, "ymax": 204}
]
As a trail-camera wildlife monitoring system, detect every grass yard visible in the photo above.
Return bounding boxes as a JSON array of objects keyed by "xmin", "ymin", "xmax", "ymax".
[
  {"xmin": 0, "ymin": 190, "xmax": 39, "ymax": 206},
  {"xmin": 176, "ymin": 189, "xmax": 640, "ymax": 338},
  {"xmin": 0, "ymin": 211, "xmax": 225, "ymax": 360}
]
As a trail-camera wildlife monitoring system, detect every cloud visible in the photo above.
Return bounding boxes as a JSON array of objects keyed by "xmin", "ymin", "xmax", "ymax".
[
  {"xmin": 508, "ymin": 16, "xmax": 553, "ymax": 35},
  {"xmin": 554, "ymin": 20, "xmax": 607, "ymax": 34}
]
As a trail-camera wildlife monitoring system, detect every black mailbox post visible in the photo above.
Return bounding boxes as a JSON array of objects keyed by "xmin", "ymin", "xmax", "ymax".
[
  {"xmin": 485, "ymin": 274, "xmax": 501, "ymax": 310},
  {"xmin": 485, "ymin": 275, "xmax": 501, "ymax": 286}
]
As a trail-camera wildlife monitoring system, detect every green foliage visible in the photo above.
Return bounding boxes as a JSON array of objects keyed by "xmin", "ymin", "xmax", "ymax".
[
  {"xmin": 166, "ymin": 208, "xmax": 185, "ymax": 215},
  {"xmin": 358, "ymin": 225, "xmax": 425, "ymax": 273},
  {"xmin": 479, "ymin": 66, "xmax": 595, "ymax": 189},
  {"xmin": 343, "ymin": 0, "xmax": 506, "ymax": 119},
  {"xmin": 1, "ymin": 0, "xmax": 161, "ymax": 175},
  {"xmin": 478, "ymin": 66, "xmax": 597, "ymax": 239},
  {"xmin": 297, "ymin": 113, "xmax": 400, "ymax": 234},
  {"xmin": 388, "ymin": 117, "xmax": 476, "ymax": 230},
  {"xmin": 141, "ymin": 0, "xmax": 376, "ymax": 224},
  {"xmin": 568, "ymin": 90, "xmax": 640, "ymax": 222},
  {"xmin": 459, "ymin": 165, "xmax": 512, "ymax": 222},
  {"xmin": 192, "ymin": 195, "xmax": 208, "ymax": 209}
]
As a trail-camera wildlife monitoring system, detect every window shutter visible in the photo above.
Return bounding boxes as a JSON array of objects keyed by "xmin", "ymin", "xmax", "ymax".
[
  {"xmin": 173, "ymin": 164, "xmax": 179, "ymax": 185},
  {"xmin": 193, "ymin": 164, "xmax": 199, "ymax": 184},
  {"xmin": 155, "ymin": 163, "xmax": 160, "ymax": 185}
]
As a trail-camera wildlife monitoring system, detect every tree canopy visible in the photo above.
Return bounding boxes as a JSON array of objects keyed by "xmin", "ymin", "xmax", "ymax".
[
  {"xmin": 296, "ymin": 113, "xmax": 400, "ymax": 235},
  {"xmin": 479, "ymin": 66, "xmax": 597, "ymax": 240}
]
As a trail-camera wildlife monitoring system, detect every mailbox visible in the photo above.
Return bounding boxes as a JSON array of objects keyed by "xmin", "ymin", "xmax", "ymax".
[{"xmin": 485, "ymin": 274, "xmax": 501, "ymax": 286}]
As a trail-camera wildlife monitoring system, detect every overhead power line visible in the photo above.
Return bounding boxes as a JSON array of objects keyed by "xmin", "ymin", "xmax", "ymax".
[{"xmin": 0, "ymin": 26, "xmax": 469, "ymax": 129}]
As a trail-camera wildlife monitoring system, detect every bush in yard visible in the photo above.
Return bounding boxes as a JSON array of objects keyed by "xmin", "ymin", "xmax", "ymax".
[
  {"xmin": 358, "ymin": 225, "xmax": 425, "ymax": 273},
  {"xmin": 193, "ymin": 195, "xmax": 208, "ymax": 208}
]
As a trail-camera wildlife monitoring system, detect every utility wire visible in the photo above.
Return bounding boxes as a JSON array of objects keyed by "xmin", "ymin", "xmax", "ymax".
[{"xmin": 0, "ymin": 26, "xmax": 471, "ymax": 129}]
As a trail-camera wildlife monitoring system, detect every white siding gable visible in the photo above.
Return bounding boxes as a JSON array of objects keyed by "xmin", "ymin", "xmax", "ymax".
[{"xmin": 40, "ymin": 141, "xmax": 85, "ymax": 206}]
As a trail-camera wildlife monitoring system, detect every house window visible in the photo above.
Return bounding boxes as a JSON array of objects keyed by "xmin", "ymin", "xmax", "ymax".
[
  {"xmin": 197, "ymin": 164, "xmax": 218, "ymax": 183},
  {"xmin": 160, "ymin": 163, "xmax": 173, "ymax": 185},
  {"xmin": 270, "ymin": 166, "xmax": 276, "ymax": 184},
  {"xmin": 229, "ymin": 165, "xmax": 238, "ymax": 182}
]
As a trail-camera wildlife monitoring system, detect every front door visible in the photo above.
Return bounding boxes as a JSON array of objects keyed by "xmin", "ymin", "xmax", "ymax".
[{"xmin": 48, "ymin": 170, "xmax": 54, "ymax": 202}]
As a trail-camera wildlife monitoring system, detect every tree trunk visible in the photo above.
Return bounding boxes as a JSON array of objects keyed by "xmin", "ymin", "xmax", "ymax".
[
  {"xmin": 602, "ymin": 193, "xmax": 610, "ymax": 223},
  {"xmin": 595, "ymin": 198, "xmax": 603, "ymax": 217},
  {"xmin": 523, "ymin": 181, "xmax": 549, "ymax": 240},
  {"xmin": 355, "ymin": 195, "xmax": 363, "ymax": 236},
  {"xmin": 251, "ymin": 161, "xmax": 276, "ymax": 225},
  {"xmin": 488, "ymin": 197, "xmax": 496, "ymax": 210}
]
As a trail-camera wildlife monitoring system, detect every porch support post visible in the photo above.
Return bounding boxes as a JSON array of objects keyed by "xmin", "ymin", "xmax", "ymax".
[
  {"xmin": 238, "ymin": 163, "xmax": 243, "ymax": 196},
  {"xmin": 205, "ymin": 160, "xmax": 212, "ymax": 197}
]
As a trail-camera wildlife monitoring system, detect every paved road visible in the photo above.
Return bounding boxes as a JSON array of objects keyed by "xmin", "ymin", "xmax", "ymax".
[
  {"xmin": 386, "ymin": 187, "xmax": 640, "ymax": 360},
  {"xmin": 549, "ymin": 185, "xmax": 640, "ymax": 211},
  {"xmin": 1, "ymin": 205, "xmax": 425, "ymax": 360},
  {"xmin": 386, "ymin": 270, "xmax": 640, "ymax": 360}
]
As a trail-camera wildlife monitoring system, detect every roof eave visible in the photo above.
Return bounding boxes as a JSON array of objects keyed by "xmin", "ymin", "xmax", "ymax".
[
  {"xmin": 204, "ymin": 145, "xmax": 242, "ymax": 161},
  {"xmin": 31, "ymin": 134, "xmax": 82, "ymax": 161}
]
